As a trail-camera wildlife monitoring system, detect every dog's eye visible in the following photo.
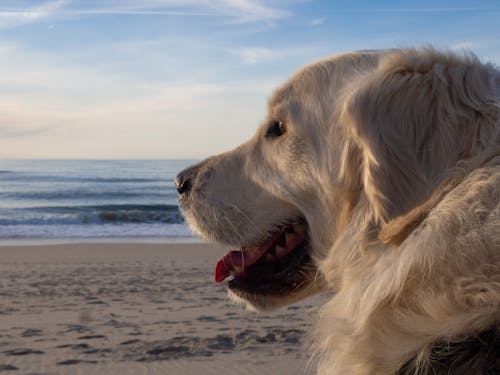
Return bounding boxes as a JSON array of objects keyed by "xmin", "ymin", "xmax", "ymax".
[{"xmin": 266, "ymin": 121, "xmax": 286, "ymax": 138}]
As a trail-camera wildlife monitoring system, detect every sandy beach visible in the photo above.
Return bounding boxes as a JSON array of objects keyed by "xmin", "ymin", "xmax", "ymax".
[{"xmin": 0, "ymin": 243, "xmax": 323, "ymax": 374}]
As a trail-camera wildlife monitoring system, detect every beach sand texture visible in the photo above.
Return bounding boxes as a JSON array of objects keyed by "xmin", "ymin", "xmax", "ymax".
[{"xmin": 0, "ymin": 243, "xmax": 323, "ymax": 374}]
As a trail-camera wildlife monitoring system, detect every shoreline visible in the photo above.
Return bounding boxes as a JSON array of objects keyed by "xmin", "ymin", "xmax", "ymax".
[
  {"xmin": 0, "ymin": 242, "xmax": 225, "ymax": 263},
  {"xmin": 0, "ymin": 236, "xmax": 201, "ymax": 247}
]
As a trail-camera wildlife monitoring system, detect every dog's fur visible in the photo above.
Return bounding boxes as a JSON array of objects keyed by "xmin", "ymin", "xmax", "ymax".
[{"xmin": 178, "ymin": 48, "xmax": 500, "ymax": 374}]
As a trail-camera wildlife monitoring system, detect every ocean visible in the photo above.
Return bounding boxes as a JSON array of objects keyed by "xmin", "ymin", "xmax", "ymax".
[{"xmin": 0, "ymin": 159, "xmax": 196, "ymax": 241}]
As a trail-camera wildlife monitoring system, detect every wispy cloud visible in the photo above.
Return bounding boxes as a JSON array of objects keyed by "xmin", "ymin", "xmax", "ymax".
[
  {"xmin": 0, "ymin": 124, "xmax": 56, "ymax": 138},
  {"xmin": 78, "ymin": 0, "xmax": 290, "ymax": 23},
  {"xmin": 308, "ymin": 17, "xmax": 325, "ymax": 26},
  {"xmin": 232, "ymin": 43, "xmax": 327, "ymax": 65},
  {"xmin": 0, "ymin": 97, "xmax": 61, "ymax": 138},
  {"xmin": 234, "ymin": 46, "xmax": 280, "ymax": 64},
  {"xmin": 330, "ymin": 7, "xmax": 500, "ymax": 13},
  {"xmin": 0, "ymin": 40, "xmax": 272, "ymax": 158},
  {"xmin": 451, "ymin": 41, "xmax": 476, "ymax": 51},
  {"xmin": 0, "ymin": 0, "xmax": 290, "ymax": 28},
  {"xmin": 212, "ymin": 0, "xmax": 290, "ymax": 23},
  {"xmin": 0, "ymin": 0, "xmax": 70, "ymax": 29}
]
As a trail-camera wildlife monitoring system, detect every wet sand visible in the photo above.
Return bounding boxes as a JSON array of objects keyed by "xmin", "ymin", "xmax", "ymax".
[{"xmin": 0, "ymin": 243, "xmax": 323, "ymax": 374}]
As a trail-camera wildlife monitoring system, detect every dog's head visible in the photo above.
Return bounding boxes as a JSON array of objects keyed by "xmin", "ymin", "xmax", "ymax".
[{"xmin": 177, "ymin": 48, "xmax": 500, "ymax": 311}]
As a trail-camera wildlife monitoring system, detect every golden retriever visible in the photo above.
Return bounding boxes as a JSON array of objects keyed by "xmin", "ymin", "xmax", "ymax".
[{"xmin": 176, "ymin": 48, "xmax": 500, "ymax": 374}]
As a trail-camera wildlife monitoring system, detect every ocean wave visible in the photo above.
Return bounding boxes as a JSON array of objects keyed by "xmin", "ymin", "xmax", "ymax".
[
  {"xmin": 0, "ymin": 223, "xmax": 193, "ymax": 238},
  {"xmin": 0, "ymin": 174, "xmax": 161, "ymax": 184},
  {"xmin": 0, "ymin": 159, "xmax": 195, "ymax": 239},
  {"xmin": 0, "ymin": 204, "xmax": 184, "ymax": 225},
  {"xmin": 0, "ymin": 190, "xmax": 174, "ymax": 201}
]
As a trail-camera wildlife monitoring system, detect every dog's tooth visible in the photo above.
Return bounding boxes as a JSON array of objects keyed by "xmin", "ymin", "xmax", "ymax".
[
  {"xmin": 292, "ymin": 224, "xmax": 306, "ymax": 235},
  {"xmin": 233, "ymin": 265, "xmax": 243, "ymax": 273}
]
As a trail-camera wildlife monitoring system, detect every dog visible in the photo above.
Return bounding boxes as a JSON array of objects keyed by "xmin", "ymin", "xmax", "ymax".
[{"xmin": 176, "ymin": 48, "xmax": 500, "ymax": 374}]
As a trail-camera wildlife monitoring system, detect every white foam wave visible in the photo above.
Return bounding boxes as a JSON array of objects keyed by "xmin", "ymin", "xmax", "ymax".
[{"xmin": 0, "ymin": 223, "xmax": 194, "ymax": 239}]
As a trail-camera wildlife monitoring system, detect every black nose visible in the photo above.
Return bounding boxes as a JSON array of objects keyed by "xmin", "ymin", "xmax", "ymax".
[{"xmin": 175, "ymin": 170, "xmax": 192, "ymax": 195}]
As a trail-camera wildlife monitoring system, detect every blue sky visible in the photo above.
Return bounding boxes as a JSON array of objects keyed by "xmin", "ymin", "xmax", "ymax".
[{"xmin": 1, "ymin": 0, "xmax": 499, "ymax": 159}]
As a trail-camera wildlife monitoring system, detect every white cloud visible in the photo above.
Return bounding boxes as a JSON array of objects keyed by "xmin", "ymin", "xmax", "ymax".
[
  {"xmin": 232, "ymin": 43, "xmax": 327, "ymax": 65},
  {"xmin": 0, "ymin": 0, "xmax": 70, "ymax": 29},
  {"xmin": 331, "ymin": 7, "xmax": 500, "ymax": 14},
  {"xmin": 0, "ymin": 124, "xmax": 57, "ymax": 138},
  {"xmin": 234, "ymin": 46, "xmax": 279, "ymax": 64},
  {"xmin": 0, "ymin": 41, "xmax": 270, "ymax": 158},
  {"xmin": 98, "ymin": 0, "xmax": 290, "ymax": 22},
  {"xmin": 451, "ymin": 41, "xmax": 475, "ymax": 51},
  {"xmin": 0, "ymin": 96, "xmax": 63, "ymax": 140},
  {"xmin": 213, "ymin": 0, "xmax": 290, "ymax": 23},
  {"xmin": 0, "ymin": 0, "xmax": 290, "ymax": 27},
  {"xmin": 0, "ymin": 84, "xmax": 266, "ymax": 158},
  {"xmin": 308, "ymin": 17, "xmax": 325, "ymax": 26}
]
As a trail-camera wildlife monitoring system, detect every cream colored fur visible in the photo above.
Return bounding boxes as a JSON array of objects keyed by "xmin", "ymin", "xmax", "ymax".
[{"xmin": 180, "ymin": 48, "xmax": 500, "ymax": 374}]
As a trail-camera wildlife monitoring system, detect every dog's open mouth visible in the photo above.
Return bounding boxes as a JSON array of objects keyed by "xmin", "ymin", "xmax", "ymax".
[{"xmin": 214, "ymin": 218, "xmax": 314, "ymax": 297}]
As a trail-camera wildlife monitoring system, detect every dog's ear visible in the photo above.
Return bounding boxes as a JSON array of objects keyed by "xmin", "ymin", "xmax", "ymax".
[{"xmin": 341, "ymin": 48, "xmax": 499, "ymax": 223}]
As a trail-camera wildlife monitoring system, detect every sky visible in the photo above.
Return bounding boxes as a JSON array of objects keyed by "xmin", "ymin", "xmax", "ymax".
[{"xmin": 0, "ymin": 0, "xmax": 499, "ymax": 159}]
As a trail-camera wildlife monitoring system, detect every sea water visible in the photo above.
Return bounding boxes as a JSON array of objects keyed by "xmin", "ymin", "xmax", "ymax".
[{"xmin": 0, "ymin": 160, "xmax": 196, "ymax": 240}]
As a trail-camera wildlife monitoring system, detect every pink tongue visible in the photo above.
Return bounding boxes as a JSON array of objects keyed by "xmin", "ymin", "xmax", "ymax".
[
  {"xmin": 214, "ymin": 230, "xmax": 287, "ymax": 283},
  {"xmin": 214, "ymin": 244, "xmax": 270, "ymax": 283},
  {"xmin": 213, "ymin": 230, "xmax": 307, "ymax": 283}
]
